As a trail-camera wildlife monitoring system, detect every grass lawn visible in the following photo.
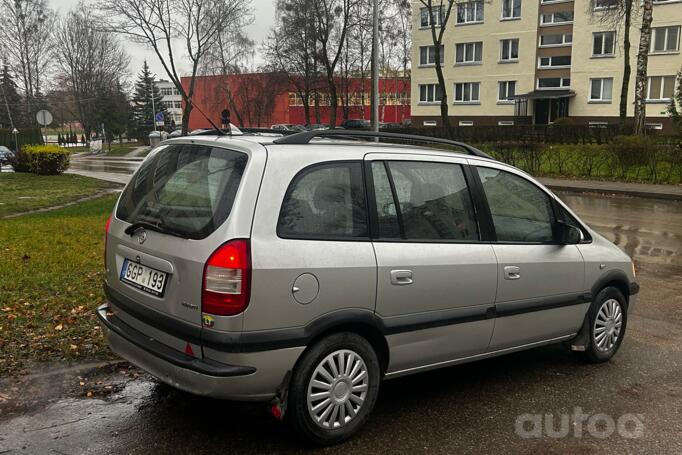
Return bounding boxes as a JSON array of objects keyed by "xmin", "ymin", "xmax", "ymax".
[
  {"xmin": 0, "ymin": 173, "xmax": 119, "ymax": 217},
  {"xmin": 0, "ymin": 195, "xmax": 118, "ymax": 375},
  {"xmin": 104, "ymin": 142, "xmax": 144, "ymax": 156}
]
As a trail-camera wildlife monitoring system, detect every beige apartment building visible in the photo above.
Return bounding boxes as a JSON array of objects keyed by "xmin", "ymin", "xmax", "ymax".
[{"xmin": 411, "ymin": 0, "xmax": 682, "ymax": 131}]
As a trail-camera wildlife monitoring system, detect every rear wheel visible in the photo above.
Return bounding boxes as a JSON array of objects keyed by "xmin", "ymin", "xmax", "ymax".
[
  {"xmin": 579, "ymin": 286, "xmax": 628, "ymax": 363},
  {"xmin": 287, "ymin": 332, "xmax": 381, "ymax": 446}
]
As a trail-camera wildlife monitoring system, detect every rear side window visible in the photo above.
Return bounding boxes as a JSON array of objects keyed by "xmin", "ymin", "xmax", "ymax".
[
  {"xmin": 372, "ymin": 160, "xmax": 479, "ymax": 241},
  {"xmin": 476, "ymin": 167, "xmax": 555, "ymax": 242},
  {"xmin": 278, "ymin": 162, "xmax": 368, "ymax": 239},
  {"xmin": 116, "ymin": 144, "xmax": 247, "ymax": 240}
]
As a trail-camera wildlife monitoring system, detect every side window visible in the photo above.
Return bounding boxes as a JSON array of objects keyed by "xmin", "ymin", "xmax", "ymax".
[
  {"xmin": 277, "ymin": 162, "xmax": 368, "ymax": 239},
  {"xmin": 476, "ymin": 167, "xmax": 555, "ymax": 242},
  {"xmin": 372, "ymin": 160, "xmax": 479, "ymax": 241}
]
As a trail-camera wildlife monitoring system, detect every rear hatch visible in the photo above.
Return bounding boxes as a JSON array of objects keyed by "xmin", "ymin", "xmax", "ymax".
[{"xmin": 105, "ymin": 142, "xmax": 249, "ymax": 345}]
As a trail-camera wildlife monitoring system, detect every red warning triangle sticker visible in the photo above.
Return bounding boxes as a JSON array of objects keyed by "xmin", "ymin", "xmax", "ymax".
[{"xmin": 184, "ymin": 343, "xmax": 194, "ymax": 357}]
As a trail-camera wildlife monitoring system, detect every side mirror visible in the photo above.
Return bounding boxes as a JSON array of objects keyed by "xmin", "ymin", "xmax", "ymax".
[{"xmin": 558, "ymin": 222, "xmax": 582, "ymax": 245}]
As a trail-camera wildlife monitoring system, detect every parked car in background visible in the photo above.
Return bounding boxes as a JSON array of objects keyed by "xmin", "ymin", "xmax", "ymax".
[
  {"xmin": 306, "ymin": 124, "xmax": 330, "ymax": 131},
  {"xmin": 340, "ymin": 119, "xmax": 370, "ymax": 129},
  {"xmin": 0, "ymin": 146, "xmax": 15, "ymax": 167},
  {"xmin": 271, "ymin": 124, "xmax": 306, "ymax": 132}
]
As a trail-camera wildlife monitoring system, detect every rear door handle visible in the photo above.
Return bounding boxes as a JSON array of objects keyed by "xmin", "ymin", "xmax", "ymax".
[
  {"xmin": 504, "ymin": 266, "xmax": 521, "ymax": 280},
  {"xmin": 390, "ymin": 269, "xmax": 413, "ymax": 285}
]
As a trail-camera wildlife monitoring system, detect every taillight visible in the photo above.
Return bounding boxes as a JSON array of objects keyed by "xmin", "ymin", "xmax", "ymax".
[
  {"xmin": 104, "ymin": 214, "xmax": 112, "ymax": 270},
  {"xmin": 202, "ymin": 239, "xmax": 251, "ymax": 316}
]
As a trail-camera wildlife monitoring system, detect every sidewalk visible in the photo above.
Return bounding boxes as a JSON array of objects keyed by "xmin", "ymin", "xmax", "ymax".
[{"xmin": 540, "ymin": 177, "xmax": 682, "ymax": 201}]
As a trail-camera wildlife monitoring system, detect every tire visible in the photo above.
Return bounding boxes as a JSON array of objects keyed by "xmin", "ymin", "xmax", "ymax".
[
  {"xmin": 286, "ymin": 332, "xmax": 381, "ymax": 446},
  {"xmin": 579, "ymin": 286, "xmax": 628, "ymax": 363}
]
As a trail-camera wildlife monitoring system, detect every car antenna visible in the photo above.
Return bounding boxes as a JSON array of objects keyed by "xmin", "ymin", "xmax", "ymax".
[{"xmin": 185, "ymin": 97, "xmax": 228, "ymax": 136}]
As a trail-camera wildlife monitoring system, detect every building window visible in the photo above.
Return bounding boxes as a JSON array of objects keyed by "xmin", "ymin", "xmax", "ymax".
[
  {"xmin": 538, "ymin": 55, "xmax": 571, "ymax": 68},
  {"xmin": 539, "ymin": 33, "xmax": 572, "ymax": 47},
  {"xmin": 647, "ymin": 76, "xmax": 676, "ymax": 101},
  {"xmin": 650, "ymin": 26, "xmax": 680, "ymax": 53},
  {"xmin": 419, "ymin": 45, "xmax": 445, "ymax": 66},
  {"xmin": 459, "ymin": 120, "xmax": 474, "ymax": 126},
  {"xmin": 593, "ymin": 32, "xmax": 616, "ymax": 56},
  {"xmin": 498, "ymin": 81, "xmax": 516, "ymax": 102},
  {"xmin": 538, "ymin": 77, "xmax": 570, "ymax": 89},
  {"xmin": 455, "ymin": 42, "xmax": 483, "ymax": 64},
  {"xmin": 646, "ymin": 123, "xmax": 664, "ymax": 130},
  {"xmin": 589, "ymin": 78, "xmax": 613, "ymax": 102},
  {"xmin": 420, "ymin": 6, "xmax": 443, "ymax": 27},
  {"xmin": 502, "ymin": 0, "xmax": 521, "ymax": 19},
  {"xmin": 454, "ymin": 82, "xmax": 481, "ymax": 103},
  {"xmin": 419, "ymin": 84, "xmax": 443, "ymax": 103},
  {"xmin": 456, "ymin": 1, "xmax": 484, "ymax": 24},
  {"xmin": 500, "ymin": 39, "xmax": 519, "ymax": 61},
  {"xmin": 498, "ymin": 120, "xmax": 515, "ymax": 126},
  {"xmin": 593, "ymin": 0, "xmax": 619, "ymax": 9},
  {"xmin": 423, "ymin": 120, "xmax": 438, "ymax": 126},
  {"xmin": 540, "ymin": 11, "xmax": 574, "ymax": 26}
]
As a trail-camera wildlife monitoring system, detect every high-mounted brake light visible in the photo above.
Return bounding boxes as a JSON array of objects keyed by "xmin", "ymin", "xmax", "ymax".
[
  {"xmin": 202, "ymin": 239, "xmax": 251, "ymax": 316},
  {"xmin": 104, "ymin": 214, "xmax": 112, "ymax": 269}
]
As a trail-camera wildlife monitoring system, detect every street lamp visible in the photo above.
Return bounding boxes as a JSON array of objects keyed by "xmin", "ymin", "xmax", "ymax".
[{"xmin": 12, "ymin": 128, "xmax": 19, "ymax": 152}]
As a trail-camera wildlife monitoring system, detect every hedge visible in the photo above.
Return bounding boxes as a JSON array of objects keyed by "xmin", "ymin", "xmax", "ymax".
[
  {"xmin": 477, "ymin": 136, "xmax": 682, "ymax": 184},
  {"xmin": 0, "ymin": 128, "xmax": 44, "ymax": 148},
  {"xmin": 10, "ymin": 144, "xmax": 71, "ymax": 175}
]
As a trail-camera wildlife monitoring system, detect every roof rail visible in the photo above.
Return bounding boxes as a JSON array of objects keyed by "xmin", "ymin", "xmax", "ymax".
[
  {"xmin": 272, "ymin": 129, "xmax": 494, "ymax": 160},
  {"xmin": 239, "ymin": 128, "xmax": 298, "ymax": 135}
]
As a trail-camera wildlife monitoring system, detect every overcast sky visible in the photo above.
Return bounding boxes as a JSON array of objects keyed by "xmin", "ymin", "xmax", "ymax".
[{"xmin": 48, "ymin": 0, "xmax": 276, "ymax": 80}]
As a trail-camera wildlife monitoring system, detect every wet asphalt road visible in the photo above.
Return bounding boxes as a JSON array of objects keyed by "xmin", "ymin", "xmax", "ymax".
[{"xmin": 1, "ymin": 192, "xmax": 681, "ymax": 454}]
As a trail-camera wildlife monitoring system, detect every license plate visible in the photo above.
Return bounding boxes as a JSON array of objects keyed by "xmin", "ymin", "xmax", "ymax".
[{"xmin": 120, "ymin": 259, "xmax": 168, "ymax": 297}]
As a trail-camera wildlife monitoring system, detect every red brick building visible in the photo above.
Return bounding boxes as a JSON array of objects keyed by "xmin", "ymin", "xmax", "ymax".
[{"xmin": 181, "ymin": 73, "xmax": 411, "ymax": 129}]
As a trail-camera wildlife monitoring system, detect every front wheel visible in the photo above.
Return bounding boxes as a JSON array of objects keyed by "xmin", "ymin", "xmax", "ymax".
[
  {"xmin": 579, "ymin": 286, "xmax": 628, "ymax": 363},
  {"xmin": 286, "ymin": 332, "xmax": 381, "ymax": 446}
]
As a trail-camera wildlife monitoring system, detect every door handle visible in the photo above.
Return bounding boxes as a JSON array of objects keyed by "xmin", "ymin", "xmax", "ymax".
[
  {"xmin": 390, "ymin": 269, "xmax": 413, "ymax": 285},
  {"xmin": 504, "ymin": 266, "xmax": 521, "ymax": 280}
]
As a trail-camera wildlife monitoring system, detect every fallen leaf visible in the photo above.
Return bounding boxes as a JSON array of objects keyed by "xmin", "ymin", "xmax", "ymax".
[{"xmin": 54, "ymin": 323, "xmax": 63, "ymax": 331}]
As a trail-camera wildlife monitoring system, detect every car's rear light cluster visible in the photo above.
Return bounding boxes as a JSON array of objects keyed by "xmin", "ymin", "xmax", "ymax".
[
  {"xmin": 202, "ymin": 239, "xmax": 251, "ymax": 316},
  {"xmin": 104, "ymin": 214, "xmax": 112, "ymax": 270}
]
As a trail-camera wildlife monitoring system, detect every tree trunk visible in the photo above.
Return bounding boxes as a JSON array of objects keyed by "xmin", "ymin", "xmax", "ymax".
[
  {"xmin": 328, "ymin": 74, "xmax": 338, "ymax": 128},
  {"xmin": 634, "ymin": 0, "xmax": 654, "ymax": 136},
  {"xmin": 181, "ymin": 100, "xmax": 193, "ymax": 134},
  {"xmin": 434, "ymin": 52, "xmax": 450, "ymax": 136},
  {"xmin": 619, "ymin": 0, "xmax": 633, "ymax": 132}
]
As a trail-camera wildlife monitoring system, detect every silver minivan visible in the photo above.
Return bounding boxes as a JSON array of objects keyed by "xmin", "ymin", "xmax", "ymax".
[{"xmin": 98, "ymin": 130, "xmax": 639, "ymax": 445}]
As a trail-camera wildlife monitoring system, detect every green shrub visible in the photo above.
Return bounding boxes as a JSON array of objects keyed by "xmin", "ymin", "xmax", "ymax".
[
  {"xmin": 609, "ymin": 135, "xmax": 653, "ymax": 179},
  {"xmin": 10, "ymin": 144, "xmax": 70, "ymax": 175}
]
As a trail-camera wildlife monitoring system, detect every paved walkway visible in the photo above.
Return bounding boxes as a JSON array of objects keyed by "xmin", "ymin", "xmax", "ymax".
[
  {"xmin": 540, "ymin": 177, "xmax": 682, "ymax": 201},
  {"xmin": 126, "ymin": 145, "xmax": 150, "ymax": 157}
]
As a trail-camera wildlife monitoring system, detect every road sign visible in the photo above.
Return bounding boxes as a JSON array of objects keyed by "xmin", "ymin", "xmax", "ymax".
[
  {"xmin": 155, "ymin": 112, "xmax": 165, "ymax": 127},
  {"xmin": 36, "ymin": 110, "xmax": 53, "ymax": 127}
]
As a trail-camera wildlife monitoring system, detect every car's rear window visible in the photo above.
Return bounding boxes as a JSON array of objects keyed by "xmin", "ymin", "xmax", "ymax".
[{"xmin": 116, "ymin": 143, "xmax": 248, "ymax": 240}]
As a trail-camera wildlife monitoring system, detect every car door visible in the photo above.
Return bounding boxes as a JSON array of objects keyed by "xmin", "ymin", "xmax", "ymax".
[
  {"xmin": 471, "ymin": 163, "xmax": 587, "ymax": 350},
  {"xmin": 366, "ymin": 153, "xmax": 498, "ymax": 374}
]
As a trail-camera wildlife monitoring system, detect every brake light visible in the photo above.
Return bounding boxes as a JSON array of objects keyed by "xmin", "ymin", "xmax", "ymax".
[
  {"xmin": 202, "ymin": 239, "xmax": 251, "ymax": 316},
  {"xmin": 104, "ymin": 214, "xmax": 112, "ymax": 269}
]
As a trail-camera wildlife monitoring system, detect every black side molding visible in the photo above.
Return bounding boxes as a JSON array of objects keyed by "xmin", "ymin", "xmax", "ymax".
[
  {"xmin": 96, "ymin": 304, "xmax": 255, "ymax": 377},
  {"xmin": 495, "ymin": 293, "xmax": 591, "ymax": 318}
]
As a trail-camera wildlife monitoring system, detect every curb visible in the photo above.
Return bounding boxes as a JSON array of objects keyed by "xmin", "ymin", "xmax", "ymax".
[{"xmin": 544, "ymin": 183, "xmax": 682, "ymax": 202}]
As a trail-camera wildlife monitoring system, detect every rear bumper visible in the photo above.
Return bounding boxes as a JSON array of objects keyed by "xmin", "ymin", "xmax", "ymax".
[{"xmin": 97, "ymin": 303, "xmax": 302, "ymax": 401}]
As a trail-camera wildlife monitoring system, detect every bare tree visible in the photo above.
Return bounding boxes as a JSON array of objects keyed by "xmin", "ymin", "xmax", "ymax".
[
  {"xmin": 419, "ymin": 0, "xmax": 457, "ymax": 135},
  {"xmin": 200, "ymin": 4, "xmax": 255, "ymax": 127},
  {"xmin": 96, "ymin": 0, "xmax": 250, "ymax": 134},
  {"xmin": 312, "ymin": 0, "xmax": 358, "ymax": 128},
  {"xmin": 633, "ymin": 0, "xmax": 654, "ymax": 135},
  {"xmin": 263, "ymin": 0, "xmax": 322, "ymax": 126},
  {"xmin": 0, "ymin": 0, "xmax": 55, "ymax": 124},
  {"xmin": 53, "ymin": 5, "xmax": 130, "ymax": 138},
  {"xmin": 588, "ymin": 0, "xmax": 637, "ymax": 131}
]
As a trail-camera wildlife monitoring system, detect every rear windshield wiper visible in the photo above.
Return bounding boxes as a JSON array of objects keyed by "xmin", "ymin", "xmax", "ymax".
[{"xmin": 124, "ymin": 220, "xmax": 184, "ymax": 239}]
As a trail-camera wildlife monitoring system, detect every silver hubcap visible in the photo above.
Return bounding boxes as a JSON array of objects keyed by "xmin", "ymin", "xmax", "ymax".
[
  {"xmin": 594, "ymin": 298, "xmax": 623, "ymax": 352},
  {"xmin": 306, "ymin": 349, "xmax": 369, "ymax": 429}
]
